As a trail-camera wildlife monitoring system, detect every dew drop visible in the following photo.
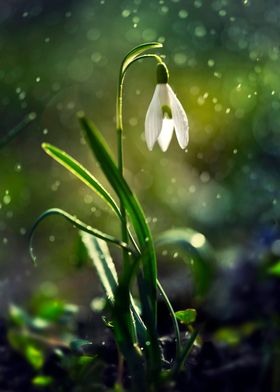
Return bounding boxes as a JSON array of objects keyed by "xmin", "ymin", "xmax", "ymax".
[
  {"xmin": 178, "ymin": 9, "xmax": 188, "ymax": 19},
  {"xmin": 15, "ymin": 163, "xmax": 22, "ymax": 172}
]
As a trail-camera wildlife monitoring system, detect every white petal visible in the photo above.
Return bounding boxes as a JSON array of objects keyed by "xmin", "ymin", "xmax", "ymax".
[
  {"xmin": 167, "ymin": 84, "xmax": 189, "ymax": 149},
  {"xmin": 145, "ymin": 85, "xmax": 162, "ymax": 151},
  {"xmin": 157, "ymin": 119, "xmax": 174, "ymax": 152}
]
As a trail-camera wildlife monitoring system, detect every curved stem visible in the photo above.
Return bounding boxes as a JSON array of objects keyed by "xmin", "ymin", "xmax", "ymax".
[
  {"xmin": 116, "ymin": 52, "xmax": 164, "ymax": 268},
  {"xmin": 157, "ymin": 280, "xmax": 181, "ymax": 362},
  {"xmin": 115, "ymin": 51, "xmax": 164, "ymax": 386}
]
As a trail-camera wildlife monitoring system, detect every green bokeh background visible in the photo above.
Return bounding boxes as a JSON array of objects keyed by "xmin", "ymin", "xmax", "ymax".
[{"xmin": 1, "ymin": 0, "xmax": 280, "ymax": 308}]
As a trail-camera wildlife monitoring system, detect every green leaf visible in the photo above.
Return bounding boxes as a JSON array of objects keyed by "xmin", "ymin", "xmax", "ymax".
[
  {"xmin": 74, "ymin": 235, "xmax": 90, "ymax": 268},
  {"xmin": 78, "ymin": 355, "xmax": 95, "ymax": 365},
  {"xmin": 79, "ymin": 114, "xmax": 161, "ymax": 371},
  {"xmin": 29, "ymin": 208, "xmax": 133, "ymax": 265},
  {"xmin": 32, "ymin": 376, "xmax": 53, "ymax": 387},
  {"xmin": 156, "ymin": 228, "xmax": 216, "ymax": 297},
  {"xmin": 81, "ymin": 232, "xmax": 146, "ymax": 386},
  {"xmin": 25, "ymin": 345, "xmax": 44, "ymax": 370},
  {"xmin": 214, "ymin": 327, "xmax": 241, "ymax": 346},
  {"xmin": 9, "ymin": 304, "xmax": 30, "ymax": 327},
  {"xmin": 175, "ymin": 309, "xmax": 197, "ymax": 326},
  {"xmin": 70, "ymin": 339, "xmax": 93, "ymax": 353},
  {"xmin": 81, "ymin": 232, "xmax": 118, "ymax": 303},
  {"xmin": 42, "ymin": 143, "xmax": 121, "ymax": 220},
  {"xmin": 121, "ymin": 42, "xmax": 162, "ymax": 75},
  {"xmin": 268, "ymin": 260, "xmax": 280, "ymax": 276},
  {"xmin": 36, "ymin": 299, "xmax": 78, "ymax": 322},
  {"xmin": 79, "ymin": 115, "xmax": 157, "ymax": 312}
]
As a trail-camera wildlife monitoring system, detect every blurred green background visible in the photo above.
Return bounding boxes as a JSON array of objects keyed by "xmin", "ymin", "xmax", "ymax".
[{"xmin": 1, "ymin": 0, "xmax": 280, "ymax": 309}]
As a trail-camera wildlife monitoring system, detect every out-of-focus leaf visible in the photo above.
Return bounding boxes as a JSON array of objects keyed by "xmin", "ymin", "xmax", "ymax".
[
  {"xmin": 78, "ymin": 355, "xmax": 95, "ymax": 366},
  {"xmin": 36, "ymin": 299, "xmax": 78, "ymax": 322},
  {"xmin": 74, "ymin": 234, "xmax": 90, "ymax": 268},
  {"xmin": 8, "ymin": 330, "xmax": 29, "ymax": 353},
  {"xmin": 214, "ymin": 323, "xmax": 257, "ymax": 346},
  {"xmin": 25, "ymin": 345, "xmax": 44, "ymax": 370},
  {"xmin": 156, "ymin": 228, "xmax": 216, "ymax": 297},
  {"xmin": 9, "ymin": 304, "xmax": 30, "ymax": 327},
  {"xmin": 175, "ymin": 309, "xmax": 197, "ymax": 326},
  {"xmin": 268, "ymin": 260, "xmax": 280, "ymax": 276},
  {"xmin": 121, "ymin": 42, "xmax": 162, "ymax": 74},
  {"xmin": 36, "ymin": 299, "xmax": 65, "ymax": 321},
  {"xmin": 214, "ymin": 327, "xmax": 241, "ymax": 346},
  {"xmin": 0, "ymin": 112, "xmax": 36, "ymax": 148},
  {"xmin": 70, "ymin": 339, "xmax": 93, "ymax": 354},
  {"xmin": 32, "ymin": 375, "xmax": 53, "ymax": 387}
]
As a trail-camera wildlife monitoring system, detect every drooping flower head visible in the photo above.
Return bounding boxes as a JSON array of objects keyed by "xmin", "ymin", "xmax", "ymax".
[{"xmin": 145, "ymin": 63, "xmax": 189, "ymax": 152}]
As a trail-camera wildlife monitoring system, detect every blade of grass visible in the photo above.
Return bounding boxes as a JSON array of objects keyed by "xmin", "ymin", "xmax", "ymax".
[
  {"xmin": 79, "ymin": 114, "xmax": 157, "ymax": 321},
  {"xmin": 42, "ymin": 143, "xmax": 121, "ymax": 220},
  {"xmin": 81, "ymin": 232, "xmax": 118, "ymax": 303},
  {"xmin": 29, "ymin": 208, "xmax": 135, "ymax": 265},
  {"xmin": 42, "ymin": 143, "xmax": 141, "ymax": 256},
  {"xmin": 40, "ymin": 141, "xmax": 148, "ymax": 343},
  {"xmin": 79, "ymin": 113, "xmax": 161, "ymax": 380},
  {"xmin": 0, "ymin": 112, "xmax": 36, "ymax": 148},
  {"xmin": 81, "ymin": 232, "xmax": 146, "ymax": 390}
]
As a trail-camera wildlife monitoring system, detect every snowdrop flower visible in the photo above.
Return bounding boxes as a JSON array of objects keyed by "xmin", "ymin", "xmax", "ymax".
[{"xmin": 145, "ymin": 63, "xmax": 189, "ymax": 151}]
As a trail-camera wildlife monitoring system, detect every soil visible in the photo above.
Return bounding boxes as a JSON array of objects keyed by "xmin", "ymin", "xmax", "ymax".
[
  {"xmin": 0, "ymin": 315, "xmax": 274, "ymax": 392},
  {"xmin": 0, "ymin": 258, "xmax": 279, "ymax": 391}
]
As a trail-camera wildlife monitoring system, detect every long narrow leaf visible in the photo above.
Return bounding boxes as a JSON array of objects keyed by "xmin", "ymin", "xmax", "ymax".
[
  {"xmin": 81, "ymin": 232, "xmax": 118, "ymax": 302},
  {"xmin": 79, "ymin": 114, "xmax": 157, "ymax": 315},
  {"xmin": 29, "ymin": 208, "xmax": 133, "ymax": 265},
  {"xmin": 81, "ymin": 232, "xmax": 146, "ymax": 389},
  {"xmin": 79, "ymin": 114, "xmax": 161, "ymax": 376},
  {"xmin": 0, "ymin": 112, "xmax": 36, "ymax": 148},
  {"xmin": 121, "ymin": 42, "xmax": 162, "ymax": 75},
  {"xmin": 42, "ymin": 143, "xmax": 121, "ymax": 219},
  {"xmin": 81, "ymin": 232, "xmax": 147, "ymax": 345}
]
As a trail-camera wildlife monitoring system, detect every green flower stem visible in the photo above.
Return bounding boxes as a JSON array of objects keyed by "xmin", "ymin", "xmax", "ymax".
[
  {"xmin": 157, "ymin": 280, "xmax": 181, "ymax": 361},
  {"xmin": 116, "ymin": 51, "xmax": 164, "ymax": 387},
  {"xmin": 172, "ymin": 329, "xmax": 199, "ymax": 377},
  {"xmin": 117, "ymin": 66, "xmax": 129, "ymax": 278},
  {"xmin": 116, "ymin": 52, "xmax": 163, "ymax": 270}
]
